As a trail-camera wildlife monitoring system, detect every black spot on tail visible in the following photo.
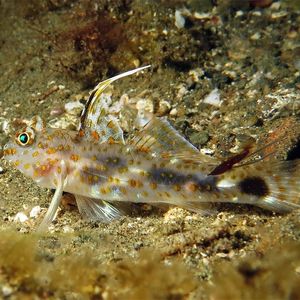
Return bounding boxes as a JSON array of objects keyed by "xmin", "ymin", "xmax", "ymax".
[{"xmin": 238, "ymin": 176, "xmax": 269, "ymax": 197}]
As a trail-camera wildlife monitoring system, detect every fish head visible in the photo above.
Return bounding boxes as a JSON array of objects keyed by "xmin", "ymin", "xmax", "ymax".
[{"xmin": 2, "ymin": 116, "xmax": 59, "ymax": 187}]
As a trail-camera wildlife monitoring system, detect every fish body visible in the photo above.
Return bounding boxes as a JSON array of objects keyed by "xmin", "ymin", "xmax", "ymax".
[{"xmin": 2, "ymin": 66, "xmax": 300, "ymax": 230}]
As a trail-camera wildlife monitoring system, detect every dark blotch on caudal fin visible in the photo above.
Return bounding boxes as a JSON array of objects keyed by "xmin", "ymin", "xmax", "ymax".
[{"xmin": 238, "ymin": 176, "xmax": 269, "ymax": 197}]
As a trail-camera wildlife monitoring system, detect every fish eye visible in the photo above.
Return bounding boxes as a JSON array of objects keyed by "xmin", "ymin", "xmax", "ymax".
[
  {"xmin": 15, "ymin": 126, "xmax": 36, "ymax": 147},
  {"xmin": 17, "ymin": 132, "xmax": 30, "ymax": 146}
]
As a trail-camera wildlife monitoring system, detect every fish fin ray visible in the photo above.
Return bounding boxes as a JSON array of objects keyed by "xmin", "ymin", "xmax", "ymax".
[
  {"xmin": 37, "ymin": 160, "xmax": 67, "ymax": 232},
  {"xmin": 220, "ymin": 159, "xmax": 300, "ymax": 213},
  {"xmin": 75, "ymin": 196, "xmax": 124, "ymax": 222},
  {"xmin": 130, "ymin": 116, "xmax": 219, "ymax": 172},
  {"xmin": 79, "ymin": 66, "xmax": 151, "ymax": 144},
  {"xmin": 177, "ymin": 201, "xmax": 217, "ymax": 215}
]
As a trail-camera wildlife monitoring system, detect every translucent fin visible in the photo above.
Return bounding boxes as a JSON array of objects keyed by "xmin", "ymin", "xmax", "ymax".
[
  {"xmin": 89, "ymin": 65, "xmax": 151, "ymax": 104},
  {"xmin": 75, "ymin": 195, "xmax": 124, "ymax": 222},
  {"xmin": 177, "ymin": 201, "xmax": 217, "ymax": 215},
  {"xmin": 256, "ymin": 195, "xmax": 300, "ymax": 213},
  {"xmin": 131, "ymin": 117, "xmax": 197, "ymax": 153},
  {"xmin": 254, "ymin": 160, "xmax": 300, "ymax": 212},
  {"xmin": 220, "ymin": 159, "xmax": 300, "ymax": 213},
  {"xmin": 37, "ymin": 160, "xmax": 67, "ymax": 232},
  {"xmin": 130, "ymin": 116, "xmax": 219, "ymax": 172},
  {"xmin": 79, "ymin": 65, "xmax": 151, "ymax": 144}
]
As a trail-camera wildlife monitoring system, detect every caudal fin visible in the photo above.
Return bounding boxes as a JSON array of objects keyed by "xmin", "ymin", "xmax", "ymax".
[{"xmin": 218, "ymin": 159, "xmax": 300, "ymax": 213}]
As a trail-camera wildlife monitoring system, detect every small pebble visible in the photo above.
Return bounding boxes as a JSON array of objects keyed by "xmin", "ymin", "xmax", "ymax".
[
  {"xmin": 136, "ymin": 98, "xmax": 154, "ymax": 113},
  {"xmin": 203, "ymin": 88, "xmax": 222, "ymax": 107},
  {"xmin": 189, "ymin": 131, "xmax": 209, "ymax": 146},
  {"xmin": 0, "ymin": 166, "xmax": 5, "ymax": 174},
  {"xmin": 175, "ymin": 10, "xmax": 185, "ymax": 29},
  {"xmin": 169, "ymin": 108, "xmax": 178, "ymax": 116},
  {"xmin": 50, "ymin": 106, "xmax": 65, "ymax": 116},
  {"xmin": 14, "ymin": 212, "xmax": 28, "ymax": 223},
  {"xmin": 157, "ymin": 100, "xmax": 171, "ymax": 116},
  {"xmin": 63, "ymin": 225, "xmax": 74, "ymax": 233},
  {"xmin": 250, "ymin": 32, "xmax": 261, "ymax": 40},
  {"xmin": 64, "ymin": 101, "xmax": 84, "ymax": 116},
  {"xmin": 2, "ymin": 285, "xmax": 13, "ymax": 297},
  {"xmin": 29, "ymin": 206, "xmax": 41, "ymax": 218}
]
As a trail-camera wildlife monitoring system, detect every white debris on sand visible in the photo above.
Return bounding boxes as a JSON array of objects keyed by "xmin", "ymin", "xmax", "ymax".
[
  {"xmin": 175, "ymin": 10, "xmax": 185, "ymax": 29},
  {"xmin": 14, "ymin": 212, "xmax": 28, "ymax": 223},
  {"xmin": 64, "ymin": 101, "xmax": 84, "ymax": 116},
  {"xmin": 29, "ymin": 206, "xmax": 41, "ymax": 218},
  {"xmin": 203, "ymin": 88, "xmax": 222, "ymax": 107}
]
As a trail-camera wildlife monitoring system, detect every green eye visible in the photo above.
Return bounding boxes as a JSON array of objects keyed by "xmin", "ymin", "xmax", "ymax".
[{"xmin": 18, "ymin": 133, "xmax": 29, "ymax": 145}]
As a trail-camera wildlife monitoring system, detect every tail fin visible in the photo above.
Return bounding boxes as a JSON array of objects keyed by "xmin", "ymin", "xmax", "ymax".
[{"xmin": 217, "ymin": 159, "xmax": 300, "ymax": 213}]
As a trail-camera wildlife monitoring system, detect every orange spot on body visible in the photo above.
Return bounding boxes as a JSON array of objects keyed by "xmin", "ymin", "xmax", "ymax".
[
  {"xmin": 70, "ymin": 154, "xmax": 80, "ymax": 161},
  {"xmin": 32, "ymin": 151, "xmax": 39, "ymax": 157},
  {"xmin": 79, "ymin": 130, "xmax": 85, "ymax": 137},
  {"xmin": 57, "ymin": 144, "xmax": 65, "ymax": 151},
  {"xmin": 129, "ymin": 179, "xmax": 137, "ymax": 187},
  {"xmin": 186, "ymin": 182, "xmax": 198, "ymax": 192},
  {"xmin": 38, "ymin": 142, "xmax": 47, "ymax": 149},
  {"xmin": 150, "ymin": 182, "xmax": 157, "ymax": 190},
  {"xmin": 136, "ymin": 180, "xmax": 143, "ymax": 188},
  {"xmin": 138, "ymin": 146, "xmax": 150, "ymax": 153},
  {"xmin": 96, "ymin": 164, "xmax": 107, "ymax": 171},
  {"xmin": 118, "ymin": 167, "xmax": 128, "ymax": 174},
  {"xmin": 108, "ymin": 137, "xmax": 116, "ymax": 144},
  {"xmin": 46, "ymin": 147, "xmax": 56, "ymax": 155},
  {"xmin": 120, "ymin": 187, "xmax": 127, "ymax": 195},
  {"xmin": 174, "ymin": 185, "xmax": 181, "ymax": 192},
  {"xmin": 91, "ymin": 130, "xmax": 100, "ymax": 141},
  {"xmin": 24, "ymin": 164, "xmax": 31, "ymax": 170}
]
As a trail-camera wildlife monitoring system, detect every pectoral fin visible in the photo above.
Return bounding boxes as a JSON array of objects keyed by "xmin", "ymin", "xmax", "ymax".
[{"xmin": 37, "ymin": 161, "xmax": 67, "ymax": 232}]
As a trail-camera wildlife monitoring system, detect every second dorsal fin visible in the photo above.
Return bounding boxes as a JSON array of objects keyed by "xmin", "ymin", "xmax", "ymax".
[{"xmin": 130, "ymin": 116, "xmax": 219, "ymax": 172}]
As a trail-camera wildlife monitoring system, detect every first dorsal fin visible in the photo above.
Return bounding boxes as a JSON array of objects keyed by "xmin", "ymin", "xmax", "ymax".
[{"xmin": 79, "ymin": 65, "xmax": 151, "ymax": 144}]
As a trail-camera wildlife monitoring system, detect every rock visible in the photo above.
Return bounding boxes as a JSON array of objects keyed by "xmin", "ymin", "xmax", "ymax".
[
  {"xmin": 14, "ymin": 212, "xmax": 28, "ymax": 223},
  {"xmin": 29, "ymin": 206, "xmax": 41, "ymax": 218},
  {"xmin": 203, "ymin": 88, "xmax": 222, "ymax": 107},
  {"xmin": 189, "ymin": 131, "xmax": 209, "ymax": 146},
  {"xmin": 0, "ymin": 166, "xmax": 5, "ymax": 174},
  {"xmin": 64, "ymin": 101, "xmax": 84, "ymax": 116},
  {"xmin": 136, "ymin": 98, "xmax": 154, "ymax": 113},
  {"xmin": 2, "ymin": 285, "xmax": 13, "ymax": 297},
  {"xmin": 157, "ymin": 100, "xmax": 171, "ymax": 116},
  {"xmin": 175, "ymin": 10, "xmax": 185, "ymax": 29},
  {"xmin": 169, "ymin": 108, "xmax": 178, "ymax": 116}
]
